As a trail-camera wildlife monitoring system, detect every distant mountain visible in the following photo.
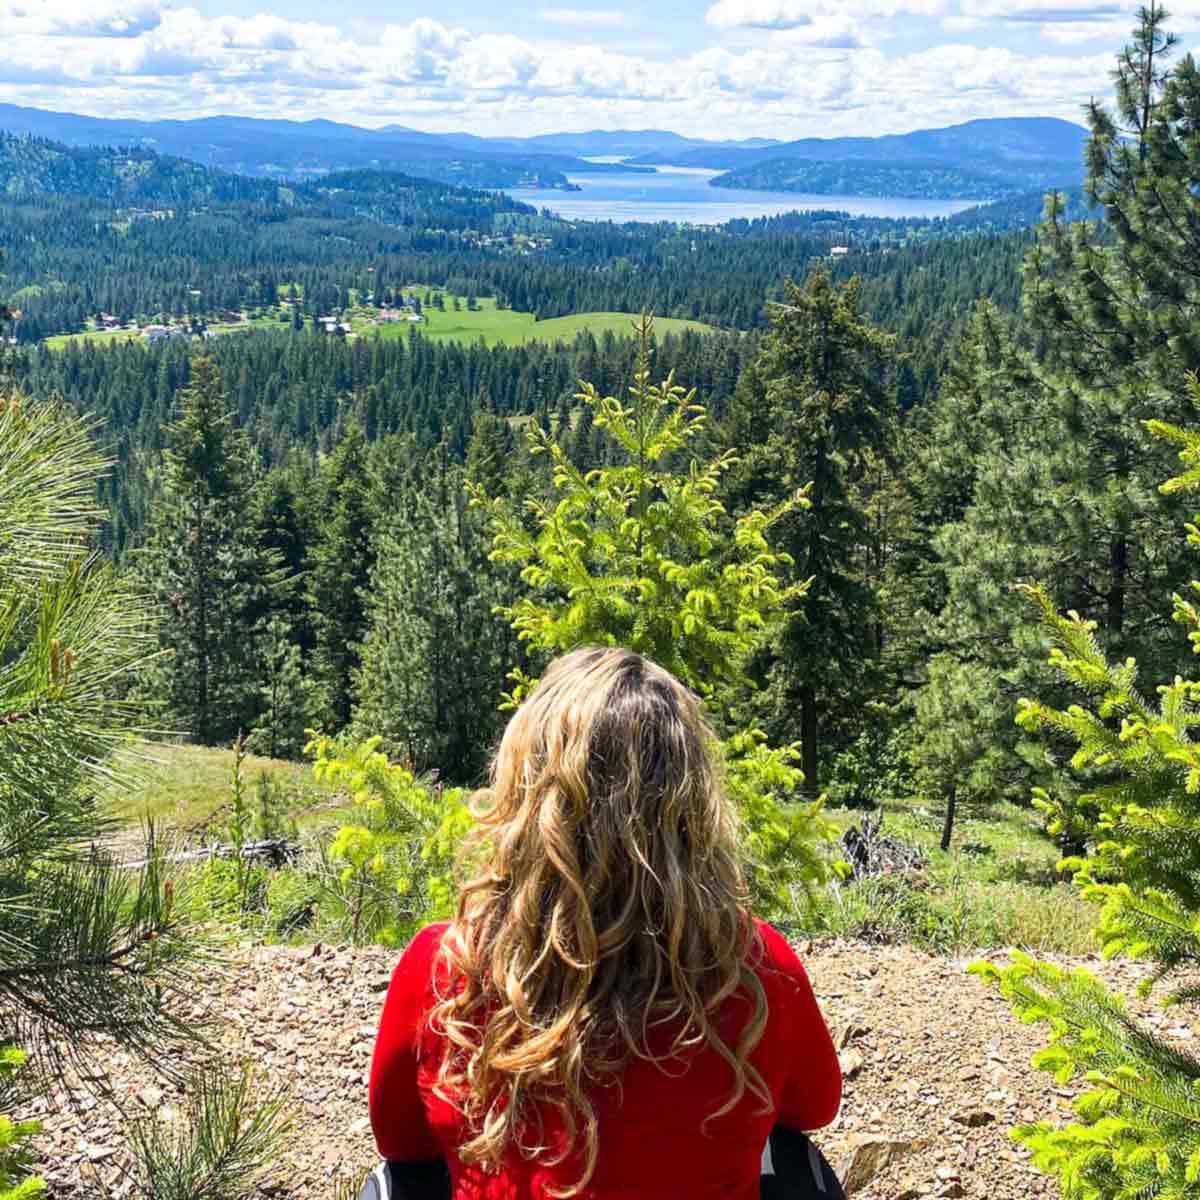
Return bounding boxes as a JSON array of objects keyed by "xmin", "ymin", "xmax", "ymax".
[
  {"xmin": 0, "ymin": 104, "xmax": 1089, "ymax": 202},
  {"xmin": 639, "ymin": 117, "xmax": 1090, "ymax": 200},
  {"xmin": 0, "ymin": 103, "xmax": 621, "ymax": 192},
  {"xmin": 0, "ymin": 132, "xmax": 536, "ymax": 230},
  {"xmin": 440, "ymin": 129, "xmax": 781, "ymax": 159},
  {"xmin": 0, "ymin": 103, "xmax": 785, "ymax": 193},
  {"xmin": 711, "ymin": 159, "xmax": 1025, "ymax": 201}
]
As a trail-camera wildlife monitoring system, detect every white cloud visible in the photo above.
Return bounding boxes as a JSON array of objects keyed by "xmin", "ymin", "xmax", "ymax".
[
  {"xmin": 0, "ymin": 5, "xmax": 1131, "ymax": 138},
  {"xmin": 0, "ymin": 0, "xmax": 166, "ymax": 38},
  {"xmin": 539, "ymin": 8, "xmax": 626, "ymax": 27},
  {"xmin": 958, "ymin": 1, "xmax": 1121, "ymax": 21},
  {"xmin": 706, "ymin": 0, "xmax": 813, "ymax": 31},
  {"xmin": 706, "ymin": 0, "xmax": 948, "ymax": 29}
]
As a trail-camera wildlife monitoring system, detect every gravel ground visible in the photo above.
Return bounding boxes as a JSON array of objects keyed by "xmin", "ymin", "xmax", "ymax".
[{"xmin": 29, "ymin": 938, "xmax": 1188, "ymax": 1199}]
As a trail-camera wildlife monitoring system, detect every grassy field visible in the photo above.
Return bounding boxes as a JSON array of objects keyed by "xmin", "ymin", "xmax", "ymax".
[
  {"xmin": 110, "ymin": 740, "xmax": 1094, "ymax": 954},
  {"xmin": 804, "ymin": 797, "xmax": 1094, "ymax": 954},
  {"xmin": 106, "ymin": 741, "xmax": 340, "ymax": 833},
  {"xmin": 44, "ymin": 326, "xmax": 142, "ymax": 350},
  {"xmin": 353, "ymin": 295, "xmax": 717, "ymax": 347},
  {"xmin": 44, "ymin": 312, "xmax": 290, "ymax": 351},
  {"xmin": 43, "ymin": 294, "xmax": 718, "ymax": 353}
]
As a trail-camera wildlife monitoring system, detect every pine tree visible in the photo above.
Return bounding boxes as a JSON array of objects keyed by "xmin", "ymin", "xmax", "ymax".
[
  {"xmin": 140, "ymin": 355, "xmax": 283, "ymax": 745},
  {"xmin": 470, "ymin": 317, "xmax": 841, "ymax": 914},
  {"xmin": 247, "ymin": 614, "xmax": 322, "ymax": 761},
  {"xmin": 308, "ymin": 423, "xmax": 377, "ymax": 730},
  {"xmin": 0, "ymin": 390, "xmax": 207, "ymax": 1194},
  {"xmin": 908, "ymin": 6, "xmax": 1200, "ymax": 820},
  {"xmin": 975, "ymin": 394, "xmax": 1200, "ymax": 1199},
  {"xmin": 726, "ymin": 270, "xmax": 896, "ymax": 793},
  {"xmin": 353, "ymin": 460, "xmax": 512, "ymax": 784},
  {"xmin": 905, "ymin": 306, "xmax": 1072, "ymax": 820}
]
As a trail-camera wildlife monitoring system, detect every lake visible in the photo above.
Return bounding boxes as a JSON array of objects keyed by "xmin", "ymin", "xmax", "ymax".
[{"xmin": 509, "ymin": 164, "xmax": 981, "ymax": 225}]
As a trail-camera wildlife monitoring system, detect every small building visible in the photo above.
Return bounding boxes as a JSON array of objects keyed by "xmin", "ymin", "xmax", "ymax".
[
  {"xmin": 830, "ymin": 245, "xmax": 850, "ymax": 257},
  {"xmin": 142, "ymin": 324, "xmax": 187, "ymax": 343}
]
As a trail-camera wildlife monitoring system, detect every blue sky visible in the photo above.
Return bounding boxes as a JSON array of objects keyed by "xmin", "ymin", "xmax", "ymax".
[{"xmin": 0, "ymin": 1, "xmax": 1195, "ymax": 139}]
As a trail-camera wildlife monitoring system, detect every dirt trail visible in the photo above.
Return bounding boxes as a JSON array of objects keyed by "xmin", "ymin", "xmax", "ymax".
[{"xmin": 31, "ymin": 939, "xmax": 1182, "ymax": 1199}]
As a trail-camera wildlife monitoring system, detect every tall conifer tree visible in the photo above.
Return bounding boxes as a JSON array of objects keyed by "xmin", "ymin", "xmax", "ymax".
[
  {"xmin": 727, "ymin": 270, "xmax": 896, "ymax": 792},
  {"xmin": 141, "ymin": 355, "xmax": 281, "ymax": 745},
  {"xmin": 910, "ymin": 5, "xmax": 1200, "ymax": 818},
  {"xmin": 353, "ymin": 459, "xmax": 512, "ymax": 783},
  {"xmin": 308, "ymin": 423, "xmax": 378, "ymax": 730}
]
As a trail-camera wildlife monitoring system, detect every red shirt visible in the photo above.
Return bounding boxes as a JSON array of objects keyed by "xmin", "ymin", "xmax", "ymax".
[{"xmin": 369, "ymin": 920, "xmax": 841, "ymax": 1200}]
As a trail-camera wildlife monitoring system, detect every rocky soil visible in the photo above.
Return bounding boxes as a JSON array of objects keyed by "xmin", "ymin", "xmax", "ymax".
[{"xmin": 30, "ymin": 939, "xmax": 1190, "ymax": 1199}]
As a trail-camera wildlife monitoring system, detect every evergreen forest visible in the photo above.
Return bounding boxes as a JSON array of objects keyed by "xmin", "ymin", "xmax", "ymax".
[{"xmin": 10, "ymin": 6, "xmax": 1200, "ymax": 1199}]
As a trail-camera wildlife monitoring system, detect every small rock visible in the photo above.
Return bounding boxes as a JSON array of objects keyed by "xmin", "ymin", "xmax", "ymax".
[
  {"xmin": 837, "ymin": 1022, "xmax": 866, "ymax": 1050},
  {"xmin": 952, "ymin": 1108, "xmax": 996, "ymax": 1128},
  {"xmin": 841, "ymin": 1048, "xmax": 866, "ymax": 1079},
  {"xmin": 842, "ymin": 1138, "xmax": 921, "ymax": 1195}
]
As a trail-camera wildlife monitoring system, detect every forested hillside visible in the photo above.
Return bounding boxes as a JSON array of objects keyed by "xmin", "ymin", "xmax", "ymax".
[
  {"xmin": 640, "ymin": 116, "xmax": 1089, "ymax": 199},
  {"xmin": 13, "ymin": 7, "xmax": 1200, "ymax": 1198},
  {"xmin": 0, "ymin": 103, "xmax": 631, "ymax": 190},
  {"xmin": 0, "ymin": 129, "xmax": 1039, "ymax": 344}
]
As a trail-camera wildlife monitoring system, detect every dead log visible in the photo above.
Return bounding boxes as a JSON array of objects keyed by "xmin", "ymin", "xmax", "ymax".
[{"xmin": 115, "ymin": 839, "xmax": 300, "ymax": 870}]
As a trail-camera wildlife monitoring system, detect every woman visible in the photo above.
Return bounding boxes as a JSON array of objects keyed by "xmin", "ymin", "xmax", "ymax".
[{"xmin": 368, "ymin": 647, "xmax": 842, "ymax": 1199}]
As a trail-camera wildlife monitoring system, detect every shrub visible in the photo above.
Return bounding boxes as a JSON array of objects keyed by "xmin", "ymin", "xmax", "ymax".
[
  {"xmin": 308, "ymin": 735, "xmax": 471, "ymax": 945},
  {"xmin": 974, "ymin": 400, "xmax": 1200, "ymax": 1197}
]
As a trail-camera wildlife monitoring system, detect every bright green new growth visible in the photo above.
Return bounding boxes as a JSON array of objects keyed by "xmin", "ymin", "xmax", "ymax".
[
  {"xmin": 472, "ymin": 317, "xmax": 807, "ymax": 704},
  {"xmin": 0, "ymin": 1050, "xmax": 42, "ymax": 1200},
  {"xmin": 470, "ymin": 316, "xmax": 842, "ymax": 914},
  {"xmin": 974, "ymin": 385, "xmax": 1200, "ymax": 1199},
  {"xmin": 309, "ymin": 734, "xmax": 471, "ymax": 944}
]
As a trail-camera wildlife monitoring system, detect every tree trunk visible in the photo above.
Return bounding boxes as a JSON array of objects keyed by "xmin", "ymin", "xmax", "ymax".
[
  {"xmin": 800, "ymin": 683, "xmax": 819, "ymax": 799},
  {"xmin": 940, "ymin": 785, "xmax": 958, "ymax": 853},
  {"xmin": 1107, "ymin": 530, "xmax": 1128, "ymax": 641}
]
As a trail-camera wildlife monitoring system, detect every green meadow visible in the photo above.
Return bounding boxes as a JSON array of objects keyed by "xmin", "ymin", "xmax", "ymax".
[
  {"xmin": 43, "ymin": 294, "xmax": 718, "ymax": 353},
  {"xmin": 352, "ymin": 294, "xmax": 717, "ymax": 347}
]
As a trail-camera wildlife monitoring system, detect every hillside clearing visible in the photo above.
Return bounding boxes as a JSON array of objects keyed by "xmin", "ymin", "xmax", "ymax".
[
  {"xmin": 352, "ymin": 295, "xmax": 717, "ymax": 346},
  {"xmin": 31, "ymin": 939, "xmax": 1174, "ymax": 1199}
]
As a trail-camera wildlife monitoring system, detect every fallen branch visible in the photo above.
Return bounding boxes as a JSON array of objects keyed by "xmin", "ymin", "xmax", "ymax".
[
  {"xmin": 116, "ymin": 839, "xmax": 301, "ymax": 870},
  {"xmin": 841, "ymin": 817, "xmax": 926, "ymax": 879}
]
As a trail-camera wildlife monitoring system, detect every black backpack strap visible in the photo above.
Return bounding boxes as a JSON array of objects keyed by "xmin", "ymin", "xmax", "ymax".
[
  {"xmin": 357, "ymin": 1160, "xmax": 451, "ymax": 1200},
  {"xmin": 761, "ymin": 1126, "xmax": 846, "ymax": 1200}
]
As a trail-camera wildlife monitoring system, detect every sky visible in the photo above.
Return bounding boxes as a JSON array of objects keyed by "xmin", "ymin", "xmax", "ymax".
[{"xmin": 0, "ymin": 1, "xmax": 1195, "ymax": 140}]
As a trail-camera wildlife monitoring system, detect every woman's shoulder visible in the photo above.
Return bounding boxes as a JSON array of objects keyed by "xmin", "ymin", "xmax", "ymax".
[
  {"xmin": 750, "ymin": 918, "xmax": 810, "ymax": 984},
  {"xmin": 406, "ymin": 920, "xmax": 452, "ymax": 955},
  {"xmin": 391, "ymin": 921, "xmax": 452, "ymax": 986}
]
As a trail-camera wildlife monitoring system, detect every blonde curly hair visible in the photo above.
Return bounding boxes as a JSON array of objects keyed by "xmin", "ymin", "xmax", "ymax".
[{"xmin": 429, "ymin": 646, "xmax": 769, "ymax": 1196}]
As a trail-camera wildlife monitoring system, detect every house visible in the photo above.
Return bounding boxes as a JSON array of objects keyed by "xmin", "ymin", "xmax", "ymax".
[
  {"xmin": 830, "ymin": 245, "xmax": 850, "ymax": 257},
  {"xmin": 142, "ymin": 324, "xmax": 188, "ymax": 343}
]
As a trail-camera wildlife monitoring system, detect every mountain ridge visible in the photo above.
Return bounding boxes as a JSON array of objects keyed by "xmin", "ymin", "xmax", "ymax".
[{"xmin": 0, "ymin": 104, "xmax": 1091, "ymax": 201}]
